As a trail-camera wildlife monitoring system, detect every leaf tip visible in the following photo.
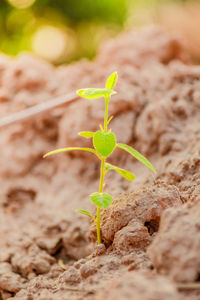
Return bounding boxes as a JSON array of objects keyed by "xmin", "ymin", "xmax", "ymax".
[
  {"xmin": 76, "ymin": 89, "xmax": 83, "ymax": 97},
  {"xmin": 106, "ymin": 72, "xmax": 118, "ymax": 90}
]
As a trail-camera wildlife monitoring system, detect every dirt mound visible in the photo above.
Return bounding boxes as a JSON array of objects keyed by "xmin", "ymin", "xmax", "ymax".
[
  {"xmin": 148, "ymin": 202, "xmax": 200, "ymax": 282},
  {"xmin": 0, "ymin": 26, "xmax": 200, "ymax": 299},
  {"xmin": 94, "ymin": 271, "xmax": 181, "ymax": 300},
  {"xmin": 90, "ymin": 182, "xmax": 182, "ymax": 249}
]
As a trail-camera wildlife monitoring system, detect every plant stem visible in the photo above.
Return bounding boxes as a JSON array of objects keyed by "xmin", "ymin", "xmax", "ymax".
[
  {"xmin": 96, "ymin": 157, "xmax": 105, "ymax": 244},
  {"xmin": 96, "ymin": 96, "xmax": 110, "ymax": 244},
  {"xmin": 96, "ymin": 207, "xmax": 101, "ymax": 244},
  {"xmin": 104, "ymin": 96, "xmax": 109, "ymax": 133}
]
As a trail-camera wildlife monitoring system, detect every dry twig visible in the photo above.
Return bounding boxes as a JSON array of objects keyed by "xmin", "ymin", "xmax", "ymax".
[{"xmin": 0, "ymin": 92, "xmax": 79, "ymax": 128}]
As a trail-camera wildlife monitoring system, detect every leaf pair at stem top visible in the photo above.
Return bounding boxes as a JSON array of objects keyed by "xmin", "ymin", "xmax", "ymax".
[{"xmin": 43, "ymin": 72, "xmax": 156, "ymax": 244}]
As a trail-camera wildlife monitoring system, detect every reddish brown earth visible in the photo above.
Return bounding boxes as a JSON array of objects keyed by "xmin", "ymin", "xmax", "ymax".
[{"xmin": 0, "ymin": 26, "xmax": 200, "ymax": 299}]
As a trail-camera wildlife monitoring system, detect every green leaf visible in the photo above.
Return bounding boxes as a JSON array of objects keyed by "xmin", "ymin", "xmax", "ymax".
[
  {"xmin": 106, "ymin": 72, "xmax": 118, "ymax": 89},
  {"xmin": 107, "ymin": 116, "xmax": 113, "ymax": 125},
  {"xmin": 78, "ymin": 131, "xmax": 95, "ymax": 138},
  {"xmin": 77, "ymin": 88, "xmax": 116, "ymax": 100},
  {"xmin": 43, "ymin": 147, "xmax": 97, "ymax": 158},
  {"xmin": 105, "ymin": 163, "xmax": 135, "ymax": 181},
  {"xmin": 76, "ymin": 209, "xmax": 96, "ymax": 223},
  {"xmin": 117, "ymin": 143, "xmax": 156, "ymax": 173},
  {"xmin": 76, "ymin": 209, "xmax": 92, "ymax": 216},
  {"xmin": 90, "ymin": 192, "xmax": 113, "ymax": 208},
  {"xmin": 99, "ymin": 124, "xmax": 104, "ymax": 131},
  {"xmin": 93, "ymin": 131, "xmax": 116, "ymax": 157}
]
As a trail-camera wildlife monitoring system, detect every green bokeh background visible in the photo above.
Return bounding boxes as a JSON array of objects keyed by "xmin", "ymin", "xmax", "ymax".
[{"xmin": 0, "ymin": 0, "xmax": 195, "ymax": 64}]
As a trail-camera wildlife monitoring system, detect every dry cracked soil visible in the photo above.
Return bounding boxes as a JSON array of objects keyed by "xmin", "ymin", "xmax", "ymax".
[{"xmin": 0, "ymin": 26, "xmax": 200, "ymax": 300}]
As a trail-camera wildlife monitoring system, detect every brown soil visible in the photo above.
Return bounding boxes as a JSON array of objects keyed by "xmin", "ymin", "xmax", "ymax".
[{"xmin": 0, "ymin": 26, "xmax": 200, "ymax": 300}]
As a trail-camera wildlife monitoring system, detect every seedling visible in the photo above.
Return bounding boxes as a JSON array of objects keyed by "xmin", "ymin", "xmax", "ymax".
[{"xmin": 44, "ymin": 72, "xmax": 156, "ymax": 244}]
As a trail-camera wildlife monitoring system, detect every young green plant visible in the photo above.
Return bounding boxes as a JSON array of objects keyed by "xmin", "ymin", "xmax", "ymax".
[{"xmin": 44, "ymin": 72, "xmax": 156, "ymax": 244}]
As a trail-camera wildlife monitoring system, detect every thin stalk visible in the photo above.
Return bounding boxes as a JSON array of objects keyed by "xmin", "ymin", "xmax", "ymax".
[
  {"xmin": 96, "ymin": 157, "xmax": 105, "ymax": 244},
  {"xmin": 104, "ymin": 96, "xmax": 109, "ymax": 133},
  {"xmin": 96, "ymin": 96, "xmax": 110, "ymax": 244},
  {"xmin": 90, "ymin": 215, "xmax": 97, "ymax": 224},
  {"xmin": 96, "ymin": 206, "xmax": 101, "ymax": 244}
]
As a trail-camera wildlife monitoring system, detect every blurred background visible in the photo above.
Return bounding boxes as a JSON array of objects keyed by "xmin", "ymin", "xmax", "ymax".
[{"xmin": 0, "ymin": 0, "xmax": 200, "ymax": 65}]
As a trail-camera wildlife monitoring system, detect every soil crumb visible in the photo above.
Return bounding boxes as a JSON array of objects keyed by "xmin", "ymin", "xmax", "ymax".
[{"xmin": 0, "ymin": 26, "xmax": 199, "ymax": 299}]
